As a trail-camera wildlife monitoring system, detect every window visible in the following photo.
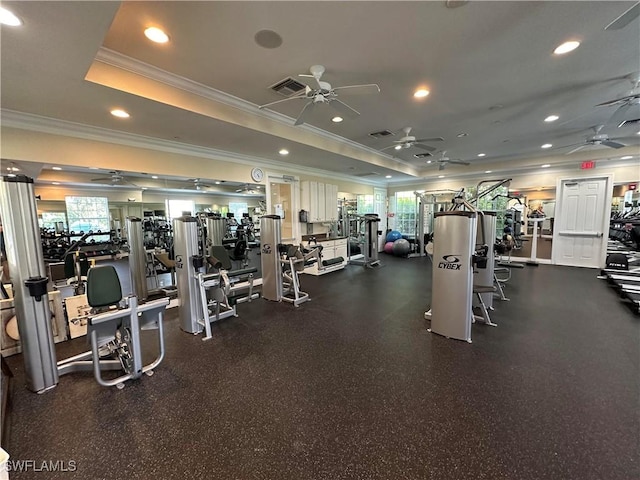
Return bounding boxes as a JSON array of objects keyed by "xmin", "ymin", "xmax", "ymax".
[
  {"xmin": 466, "ymin": 185, "xmax": 510, "ymax": 237},
  {"xmin": 356, "ymin": 194, "xmax": 374, "ymax": 215},
  {"xmin": 65, "ymin": 196, "xmax": 110, "ymax": 236},
  {"xmin": 228, "ymin": 202, "xmax": 248, "ymax": 218},
  {"xmin": 40, "ymin": 212, "xmax": 67, "ymax": 231},
  {"xmin": 394, "ymin": 191, "xmax": 416, "ymax": 235},
  {"xmin": 166, "ymin": 199, "xmax": 195, "ymax": 220}
]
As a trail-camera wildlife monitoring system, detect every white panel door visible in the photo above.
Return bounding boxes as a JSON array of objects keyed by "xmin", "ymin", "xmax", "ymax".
[
  {"xmin": 374, "ymin": 187, "xmax": 387, "ymax": 252},
  {"xmin": 553, "ymin": 176, "xmax": 610, "ymax": 268}
]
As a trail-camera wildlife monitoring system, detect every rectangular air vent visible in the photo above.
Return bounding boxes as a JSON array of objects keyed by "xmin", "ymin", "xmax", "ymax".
[
  {"xmin": 414, "ymin": 152, "xmax": 433, "ymax": 158},
  {"xmin": 369, "ymin": 130, "xmax": 394, "ymax": 138},
  {"xmin": 270, "ymin": 77, "xmax": 307, "ymax": 97},
  {"xmin": 354, "ymin": 172, "xmax": 381, "ymax": 177}
]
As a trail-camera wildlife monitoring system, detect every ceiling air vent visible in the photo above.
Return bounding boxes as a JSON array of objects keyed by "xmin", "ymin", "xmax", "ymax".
[
  {"xmin": 369, "ymin": 130, "xmax": 394, "ymax": 138},
  {"xmin": 414, "ymin": 152, "xmax": 433, "ymax": 158},
  {"xmin": 354, "ymin": 172, "xmax": 381, "ymax": 177},
  {"xmin": 270, "ymin": 77, "xmax": 307, "ymax": 97}
]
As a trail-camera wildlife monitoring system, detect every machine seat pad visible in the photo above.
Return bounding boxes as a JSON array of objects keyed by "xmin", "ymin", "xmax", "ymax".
[
  {"xmin": 473, "ymin": 285, "xmax": 496, "ymax": 294},
  {"xmin": 155, "ymin": 253, "xmax": 176, "ymax": 269},
  {"xmin": 210, "ymin": 246, "xmax": 233, "ymax": 270},
  {"xmin": 322, "ymin": 257, "xmax": 343, "ymax": 267},
  {"xmin": 87, "ymin": 265, "xmax": 122, "ymax": 308}
]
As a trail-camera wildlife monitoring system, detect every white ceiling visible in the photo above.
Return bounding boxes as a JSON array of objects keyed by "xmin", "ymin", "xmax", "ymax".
[{"xmin": 1, "ymin": 1, "xmax": 639, "ymax": 189}]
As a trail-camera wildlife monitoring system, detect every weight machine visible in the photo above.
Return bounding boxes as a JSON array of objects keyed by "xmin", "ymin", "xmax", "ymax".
[
  {"xmin": 425, "ymin": 188, "xmax": 498, "ymax": 343},
  {"xmin": 348, "ymin": 214, "xmax": 381, "ymax": 268},
  {"xmin": 173, "ymin": 215, "xmax": 261, "ymax": 340},
  {"xmin": 260, "ymin": 215, "xmax": 320, "ymax": 307},
  {"xmin": 0, "ymin": 175, "xmax": 168, "ymax": 392}
]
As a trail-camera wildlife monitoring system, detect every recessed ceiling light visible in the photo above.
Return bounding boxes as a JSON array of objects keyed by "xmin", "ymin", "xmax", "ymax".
[
  {"xmin": 52, "ymin": 166, "xmax": 62, "ymax": 171},
  {"xmin": 541, "ymin": 164, "xmax": 551, "ymax": 168},
  {"xmin": 52, "ymin": 182, "xmax": 60, "ymax": 185},
  {"xmin": 541, "ymin": 143, "xmax": 553, "ymax": 149},
  {"xmin": 0, "ymin": 7, "xmax": 22, "ymax": 26},
  {"xmin": 438, "ymin": 175, "xmax": 445, "ymax": 178},
  {"xmin": 385, "ymin": 175, "xmax": 392, "ymax": 179},
  {"xmin": 477, "ymin": 153, "xmax": 486, "ymax": 157},
  {"xmin": 394, "ymin": 145, "xmax": 402, "ymax": 150},
  {"xmin": 637, "ymin": 131, "xmax": 640, "ymax": 135},
  {"xmin": 278, "ymin": 149, "xmax": 289, "ymax": 155},
  {"xmin": 215, "ymin": 181, "xmax": 221, "ymax": 185},
  {"xmin": 141, "ymin": 187, "xmax": 148, "ymax": 190},
  {"xmin": 144, "ymin": 27, "xmax": 169, "ymax": 43},
  {"xmin": 554, "ymin": 41, "xmax": 580, "ymax": 55},
  {"xmin": 7, "ymin": 167, "xmax": 19, "ymax": 172},
  {"xmin": 151, "ymin": 175, "xmax": 158, "ymax": 179},
  {"xmin": 89, "ymin": 167, "xmax": 99, "ymax": 170},
  {"xmin": 457, "ymin": 132, "xmax": 468, "ymax": 138},
  {"xmin": 7, "ymin": 173, "xmax": 16, "ymax": 178},
  {"xmin": 544, "ymin": 115, "xmax": 559, "ymax": 122},
  {"xmin": 426, "ymin": 160, "xmax": 432, "ymax": 164},
  {"xmin": 110, "ymin": 109, "xmax": 130, "ymax": 118},
  {"xmin": 414, "ymin": 88, "xmax": 430, "ymax": 98},
  {"xmin": 485, "ymin": 170, "xmax": 492, "ymax": 174},
  {"xmin": 332, "ymin": 116, "xmax": 343, "ymax": 123},
  {"xmin": 621, "ymin": 155, "xmax": 633, "ymax": 160}
]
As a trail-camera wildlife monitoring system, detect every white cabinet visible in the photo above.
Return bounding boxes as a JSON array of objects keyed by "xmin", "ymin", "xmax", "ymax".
[
  {"xmin": 301, "ymin": 181, "xmax": 338, "ymax": 222},
  {"xmin": 324, "ymin": 184, "xmax": 338, "ymax": 221},
  {"xmin": 303, "ymin": 237, "xmax": 347, "ymax": 275}
]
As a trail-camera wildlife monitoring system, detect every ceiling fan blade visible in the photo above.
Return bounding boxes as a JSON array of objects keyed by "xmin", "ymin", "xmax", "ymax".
[
  {"xmin": 605, "ymin": 2, "xmax": 640, "ymax": 30},
  {"xmin": 413, "ymin": 143, "xmax": 437, "ymax": 152},
  {"xmin": 566, "ymin": 145, "xmax": 587, "ymax": 155},
  {"xmin": 609, "ymin": 101, "xmax": 640, "ymax": 128},
  {"xmin": 259, "ymin": 91, "xmax": 308, "ymax": 109},
  {"xmin": 595, "ymin": 95, "xmax": 635, "ymax": 107},
  {"xmin": 294, "ymin": 101, "xmax": 315, "ymax": 126},
  {"xmin": 329, "ymin": 99, "xmax": 360, "ymax": 118},
  {"xmin": 380, "ymin": 144, "xmax": 400, "ymax": 151},
  {"xmin": 606, "ymin": 103, "xmax": 633, "ymax": 128},
  {"xmin": 331, "ymin": 84, "xmax": 380, "ymax": 96},
  {"xmin": 602, "ymin": 140, "xmax": 626, "ymax": 149},
  {"xmin": 446, "ymin": 159, "xmax": 471, "ymax": 166},
  {"xmin": 414, "ymin": 137, "xmax": 444, "ymax": 143},
  {"xmin": 298, "ymin": 73, "xmax": 323, "ymax": 90}
]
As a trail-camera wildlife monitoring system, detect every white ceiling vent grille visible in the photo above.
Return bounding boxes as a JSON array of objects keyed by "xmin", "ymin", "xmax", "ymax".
[
  {"xmin": 270, "ymin": 77, "xmax": 307, "ymax": 97},
  {"xmin": 369, "ymin": 130, "xmax": 394, "ymax": 138}
]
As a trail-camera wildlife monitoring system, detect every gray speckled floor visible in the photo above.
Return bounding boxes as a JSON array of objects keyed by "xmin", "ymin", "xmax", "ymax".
[{"xmin": 4, "ymin": 256, "xmax": 639, "ymax": 480}]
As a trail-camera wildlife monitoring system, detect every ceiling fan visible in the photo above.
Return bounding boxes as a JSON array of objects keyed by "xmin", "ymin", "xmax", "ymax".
[
  {"xmin": 91, "ymin": 170, "xmax": 138, "ymax": 186},
  {"xmin": 235, "ymin": 184, "xmax": 262, "ymax": 195},
  {"xmin": 186, "ymin": 178, "xmax": 215, "ymax": 191},
  {"xmin": 562, "ymin": 125, "xmax": 632, "ymax": 154},
  {"xmin": 597, "ymin": 74, "xmax": 640, "ymax": 128},
  {"xmin": 381, "ymin": 127, "xmax": 444, "ymax": 152},
  {"xmin": 428, "ymin": 151, "xmax": 470, "ymax": 170},
  {"xmin": 259, "ymin": 64, "xmax": 380, "ymax": 126}
]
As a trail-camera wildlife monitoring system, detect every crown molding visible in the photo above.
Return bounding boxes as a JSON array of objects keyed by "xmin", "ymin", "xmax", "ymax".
[
  {"xmin": 94, "ymin": 48, "xmax": 414, "ymax": 172},
  {"xmin": 1, "ymin": 109, "xmax": 386, "ymax": 187}
]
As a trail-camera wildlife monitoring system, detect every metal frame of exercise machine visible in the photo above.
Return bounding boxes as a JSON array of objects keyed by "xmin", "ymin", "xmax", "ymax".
[{"xmin": 0, "ymin": 174, "xmax": 168, "ymax": 392}]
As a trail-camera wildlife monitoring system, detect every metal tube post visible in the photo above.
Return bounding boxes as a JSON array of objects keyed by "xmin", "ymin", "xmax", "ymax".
[
  {"xmin": 0, "ymin": 174, "xmax": 59, "ymax": 392},
  {"xmin": 126, "ymin": 217, "xmax": 148, "ymax": 302}
]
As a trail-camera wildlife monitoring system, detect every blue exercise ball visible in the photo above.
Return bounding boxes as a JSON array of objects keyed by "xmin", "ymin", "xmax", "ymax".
[
  {"xmin": 392, "ymin": 238, "xmax": 411, "ymax": 257},
  {"xmin": 386, "ymin": 230, "xmax": 402, "ymax": 242}
]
